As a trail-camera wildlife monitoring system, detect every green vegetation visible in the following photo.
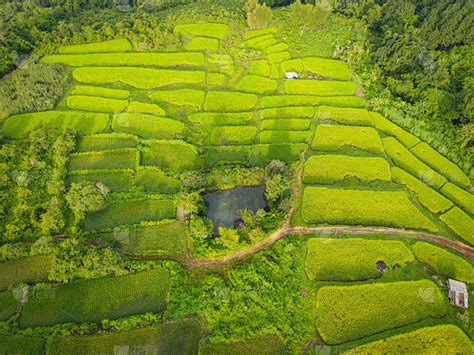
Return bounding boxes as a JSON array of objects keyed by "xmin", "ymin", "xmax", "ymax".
[
  {"xmin": 71, "ymin": 85, "xmax": 130, "ymax": 99},
  {"xmin": 134, "ymin": 167, "xmax": 182, "ymax": 194},
  {"xmin": 203, "ymin": 91, "xmax": 258, "ymax": 112},
  {"xmin": 303, "ymin": 155, "xmax": 391, "ymax": 184},
  {"xmin": 141, "ymin": 140, "xmax": 201, "ymax": 173},
  {"xmin": 0, "ymin": 335, "xmax": 45, "ymax": 355},
  {"xmin": 0, "ymin": 256, "xmax": 51, "ymax": 290},
  {"xmin": 0, "ymin": 291, "xmax": 19, "ymax": 321},
  {"xmin": 209, "ymin": 126, "xmax": 257, "ymax": 145},
  {"xmin": 128, "ymin": 101, "xmax": 165, "ymax": 116},
  {"xmin": 112, "ymin": 113, "xmax": 185, "ymax": 139},
  {"xmin": 261, "ymin": 119, "xmax": 310, "ymax": 131},
  {"xmin": 440, "ymin": 182, "xmax": 474, "ymax": 215},
  {"xmin": 301, "ymin": 187, "xmax": 438, "ymax": 232},
  {"xmin": 249, "ymin": 143, "xmax": 306, "ymax": 165},
  {"xmin": 260, "ymin": 106, "xmax": 314, "ymax": 119},
  {"xmin": 258, "ymin": 131, "xmax": 310, "ymax": 144},
  {"xmin": 318, "ymin": 106, "xmax": 373, "ymax": 126},
  {"xmin": 302, "ymin": 57, "xmax": 351, "ymax": 80},
  {"xmin": 244, "ymin": 27, "xmax": 277, "ymax": 39},
  {"xmin": 315, "ymin": 280, "xmax": 446, "ymax": 344},
  {"xmin": 261, "ymin": 95, "xmax": 367, "ymax": 108},
  {"xmin": 67, "ymin": 95, "xmax": 128, "ymax": 113},
  {"xmin": 68, "ymin": 170, "xmax": 134, "ymax": 192},
  {"xmin": 186, "ymin": 36, "xmax": 219, "ymax": 51},
  {"xmin": 58, "ymin": 39, "xmax": 132, "ymax": 54},
  {"xmin": 440, "ymin": 207, "xmax": 474, "ymax": 245},
  {"xmin": 311, "ymin": 124, "xmax": 383, "ymax": 154},
  {"xmin": 200, "ymin": 335, "xmax": 285, "ymax": 355},
  {"xmin": 268, "ymin": 51, "xmax": 291, "ymax": 64},
  {"xmin": 305, "ymin": 238, "xmax": 414, "ymax": 281},
  {"xmin": 236, "ymin": 75, "xmax": 278, "ymax": 94},
  {"xmin": 369, "ymin": 112, "xmax": 420, "ymax": 148},
  {"xmin": 69, "ymin": 149, "xmax": 137, "ymax": 171},
  {"xmin": 188, "ymin": 112, "xmax": 254, "ymax": 125},
  {"xmin": 76, "ymin": 133, "xmax": 138, "ymax": 152},
  {"xmin": 174, "ymin": 23, "xmax": 229, "ymax": 39},
  {"xmin": 149, "ymin": 89, "xmax": 206, "ymax": 108},
  {"xmin": 248, "ymin": 60, "xmax": 271, "ymax": 77},
  {"xmin": 284, "ymin": 80, "xmax": 355, "ymax": 96}
]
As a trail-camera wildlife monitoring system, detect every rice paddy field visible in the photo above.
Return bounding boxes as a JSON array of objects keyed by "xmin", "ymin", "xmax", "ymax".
[{"xmin": 0, "ymin": 8, "xmax": 472, "ymax": 355}]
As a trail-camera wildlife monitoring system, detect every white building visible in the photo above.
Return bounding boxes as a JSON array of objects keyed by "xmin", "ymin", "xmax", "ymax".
[
  {"xmin": 285, "ymin": 71, "xmax": 299, "ymax": 80},
  {"xmin": 448, "ymin": 279, "xmax": 468, "ymax": 308}
]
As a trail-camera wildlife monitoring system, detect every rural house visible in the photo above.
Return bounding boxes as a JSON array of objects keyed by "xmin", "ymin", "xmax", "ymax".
[
  {"xmin": 285, "ymin": 71, "xmax": 299, "ymax": 79},
  {"xmin": 448, "ymin": 279, "xmax": 468, "ymax": 308}
]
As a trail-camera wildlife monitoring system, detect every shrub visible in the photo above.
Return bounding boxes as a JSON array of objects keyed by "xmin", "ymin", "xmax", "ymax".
[
  {"xmin": 85, "ymin": 199, "xmax": 175, "ymax": 231},
  {"xmin": 73, "ymin": 67, "xmax": 206, "ymax": 89},
  {"xmin": 268, "ymin": 51, "xmax": 292, "ymax": 64},
  {"xmin": 174, "ymin": 23, "xmax": 229, "ymax": 39},
  {"xmin": 311, "ymin": 124, "xmax": 383, "ymax": 154},
  {"xmin": 134, "ymin": 167, "xmax": 182, "ymax": 194},
  {"xmin": 76, "ymin": 133, "xmax": 138, "ymax": 152},
  {"xmin": 370, "ymin": 111, "xmax": 419, "ymax": 148},
  {"xmin": 288, "ymin": 0, "xmax": 329, "ymax": 27},
  {"xmin": 284, "ymin": 80, "xmax": 355, "ymax": 96},
  {"xmin": 261, "ymin": 119, "xmax": 310, "ymax": 131},
  {"xmin": 244, "ymin": 27, "xmax": 277, "ymax": 39},
  {"xmin": 67, "ymin": 170, "xmax": 134, "ymax": 192},
  {"xmin": 209, "ymin": 126, "xmax": 257, "ymax": 145},
  {"xmin": 141, "ymin": 140, "xmax": 201, "ymax": 173},
  {"xmin": 301, "ymin": 187, "xmax": 439, "ymax": 232},
  {"xmin": 411, "ymin": 142, "xmax": 470, "ymax": 188},
  {"xmin": 305, "ymin": 238, "xmax": 414, "ymax": 281},
  {"xmin": 249, "ymin": 143, "xmax": 306, "ymax": 165},
  {"xmin": 391, "ymin": 167, "xmax": 453, "ymax": 214},
  {"xmin": 303, "ymin": 155, "xmax": 391, "ymax": 184},
  {"xmin": 315, "ymin": 280, "xmax": 446, "ymax": 344},
  {"xmin": 412, "ymin": 242, "xmax": 474, "ymax": 282},
  {"xmin": 343, "ymin": 325, "xmax": 472, "ymax": 354},
  {"xmin": 67, "ymin": 95, "xmax": 128, "ymax": 113},
  {"xmin": 58, "ymin": 39, "xmax": 132, "ymax": 54},
  {"xmin": 0, "ymin": 335, "xmax": 45, "ymax": 355},
  {"xmin": 3, "ymin": 111, "xmax": 109, "ymax": 138},
  {"xmin": 19, "ymin": 268, "xmax": 169, "ymax": 327},
  {"xmin": 149, "ymin": 89, "xmax": 206, "ymax": 108},
  {"xmin": 185, "ymin": 37, "xmax": 219, "ymax": 51},
  {"xmin": 69, "ymin": 148, "xmax": 137, "ymax": 171},
  {"xmin": 440, "ymin": 207, "xmax": 474, "ymax": 245},
  {"xmin": 249, "ymin": 60, "xmax": 271, "ymax": 77},
  {"xmin": 47, "ymin": 319, "xmax": 200, "ymax": 355},
  {"xmin": 440, "ymin": 182, "xmax": 474, "ymax": 215},
  {"xmin": 261, "ymin": 95, "xmax": 367, "ymax": 108},
  {"xmin": 0, "ymin": 256, "xmax": 51, "ymax": 291},
  {"xmin": 260, "ymin": 106, "xmax": 314, "ymax": 119},
  {"xmin": 318, "ymin": 106, "xmax": 372, "ymax": 126},
  {"xmin": 112, "ymin": 113, "xmax": 185, "ymax": 139},
  {"xmin": 264, "ymin": 42, "xmax": 289, "ymax": 54},
  {"xmin": 203, "ymin": 91, "xmax": 258, "ymax": 112},
  {"xmin": 236, "ymin": 75, "xmax": 278, "ymax": 94},
  {"xmin": 188, "ymin": 112, "xmax": 254, "ymax": 125},
  {"xmin": 200, "ymin": 335, "xmax": 285, "ymax": 355},
  {"xmin": 128, "ymin": 101, "xmax": 165, "ymax": 116},
  {"xmin": 302, "ymin": 57, "xmax": 351, "ymax": 81},
  {"xmin": 0, "ymin": 291, "xmax": 17, "ymax": 321},
  {"xmin": 382, "ymin": 137, "xmax": 447, "ymax": 189},
  {"xmin": 71, "ymin": 85, "xmax": 130, "ymax": 99},
  {"xmin": 258, "ymin": 131, "xmax": 311, "ymax": 143}
]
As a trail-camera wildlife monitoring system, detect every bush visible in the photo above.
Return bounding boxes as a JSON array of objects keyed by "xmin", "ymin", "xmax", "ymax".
[
  {"xmin": 301, "ymin": 187, "xmax": 439, "ymax": 232},
  {"xmin": 258, "ymin": 131, "xmax": 310, "ymax": 143},
  {"xmin": 67, "ymin": 170, "xmax": 134, "ymax": 192},
  {"xmin": 440, "ymin": 207, "xmax": 474, "ymax": 245},
  {"xmin": 141, "ymin": 140, "xmax": 201, "ymax": 173},
  {"xmin": 305, "ymin": 238, "xmax": 414, "ymax": 281},
  {"xmin": 209, "ymin": 126, "xmax": 257, "ymax": 145},
  {"xmin": 318, "ymin": 106, "xmax": 372, "ymax": 126},
  {"xmin": 0, "ymin": 255, "xmax": 51, "ymax": 291},
  {"xmin": 0, "ymin": 335, "xmax": 45, "ymax": 355},
  {"xmin": 185, "ymin": 37, "xmax": 219, "ymax": 51},
  {"xmin": 149, "ymin": 89, "xmax": 206, "ymax": 108},
  {"xmin": 268, "ymin": 51, "xmax": 292, "ymax": 64},
  {"xmin": 343, "ymin": 325, "xmax": 472, "ymax": 354},
  {"xmin": 200, "ymin": 335, "xmax": 285, "ymax": 355},
  {"xmin": 85, "ymin": 199, "xmax": 175, "ymax": 231},
  {"xmin": 315, "ymin": 280, "xmax": 446, "ymax": 344},
  {"xmin": 76, "ymin": 133, "xmax": 138, "ymax": 152},
  {"xmin": 69, "ymin": 148, "xmax": 137, "ymax": 171},
  {"xmin": 71, "ymin": 85, "xmax": 130, "ymax": 99},
  {"xmin": 174, "ymin": 23, "xmax": 229, "ymax": 39},
  {"xmin": 244, "ymin": 27, "xmax": 277, "ymax": 39},
  {"xmin": 261, "ymin": 95, "xmax": 367, "ymax": 108},
  {"xmin": 112, "ymin": 113, "xmax": 185, "ymax": 139},
  {"xmin": 260, "ymin": 106, "xmax": 314, "ymax": 119},
  {"xmin": 311, "ymin": 124, "xmax": 383, "ymax": 155},
  {"xmin": 203, "ymin": 91, "xmax": 258, "ymax": 112},
  {"xmin": 134, "ymin": 167, "xmax": 182, "ymax": 194},
  {"xmin": 284, "ymin": 80, "xmax": 355, "ymax": 96},
  {"xmin": 0, "ymin": 291, "xmax": 17, "ymax": 321},
  {"xmin": 382, "ymin": 137, "xmax": 447, "ymax": 189},
  {"xmin": 249, "ymin": 60, "xmax": 271, "ymax": 77},
  {"xmin": 411, "ymin": 142, "xmax": 470, "ymax": 189},
  {"xmin": 440, "ymin": 182, "xmax": 474, "ymax": 215},
  {"xmin": 3, "ymin": 111, "xmax": 109, "ymax": 138},
  {"xmin": 370, "ymin": 112, "xmax": 420, "ymax": 148},
  {"xmin": 261, "ymin": 119, "xmax": 310, "ymax": 131},
  {"xmin": 67, "ymin": 95, "xmax": 128, "ymax": 113},
  {"xmin": 391, "ymin": 167, "xmax": 453, "ymax": 214},
  {"xmin": 73, "ymin": 67, "xmax": 205, "ymax": 89},
  {"xmin": 303, "ymin": 155, "xmax": 391, "ymax": 184},
  {"xmin": 236, "ymin": 75, "xmax": 278, "ymax": 94},
  {"xmin": 412, "ymin": 242, "xmax": 474, "ymax": 283},
  {"xmin": 128, "ymin": 101, "xmax": 165, "ymax": 116},
  {"xmin": 19, "ymin": 268, "xmax": 169, "ymax": 327},
  {"xmin": 58, "ymin": 39, "xmax": 132, "ymax": 54},
  {"xmin": 302, "ymin": 57, "xmax": 351, "ymax": 81},
  {"xmin": 188, "ymin": 112, "xmax": 254, "ymax": 125}
]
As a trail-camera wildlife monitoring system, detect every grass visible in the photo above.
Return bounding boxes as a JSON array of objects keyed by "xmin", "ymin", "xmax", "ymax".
[
  {"xmin": 0, "ymin": 335, "xmax": 45, "ymax": 355},
  {"xmin": 268, "ymin": 51, "xmax": 291, "ymax": 64},
  {"xmin": 411, "ymin": 142, "xmax": 470, "ymax": 188},
  {"xmin": 205, "ymin": 146, "xmax": 249, "ymax": 166},
  {"xmin": 3, "ymin": 111, "xmax": 109, "ymax": 138},
  {"xmin": 260, "ymin": 106, "xmax": 314, "ymax": 119},
  {"xmin": 284, "ymin": 80, "xmax": 355, "ymax": 96},
  {"xmin": 391, "ymin": 167, "xmax": 453, "ymax": 214},
  {"xmin": 73, "ymin": 67, "xmax": 205, "ymax": 89},
  {"xmin": 318, "ymin": 106, "xmax": 372, "ymax": 126},
  {"xmin": 248, "ymin": 143, "xmax": 306, "ymax": 165},
  {"xmin": 128, "ymin": 101, "xmax": 165, "ymax": 116},
  {"xmin": 302, "ymin": 57, "xmax": 351, "ymax": 80},
  {"xmin": 66, "ymin": 95, "xmax": 128, "ymax": 113},
  {"xmin": 76, "ymin": 133, "xmax": 138, "ymax": 152},
  {"xmin": 258, "ymin": 131, "xmax": 311, "ymax": 144},
  {"xmin": 209, "ymin": 126, "xmax": 257, "ymax": 145},
  {"xmin": 141, "ymin": 140, "xmax": 201, "ymax": 173},
  {"xmin": 261, "ymin": 119, "xmax": 310, "ymax": 131},
  {"xmin": 58, "ymin": 39, "xmax": 132, "ymax": 54},
  {"xmin": 68, "ymin": 148, "xmax": 137, "ymax": 171},
  {"xmin": 0, "ymin": 256, "xmax": 51, "ymax": 291},
  {"xmin": 440, "ymin": 182, "xmax": 474, "ymax": 214},
  {"xmin": 370, "ymin": 112, "xmax": 420, "ymax": 148},
  {"xmin": 311, "ymin": 124, "xmax": 383, "ymax": 155},
  {"xmin": 185, "ymin": 37, "xmax": 219, "ymax": 51},
  {"xmin": 19, "ymin": 268, "xmax": 169, "ymax": 327},
  {"xmin": 42, "ymin": 52, "xmax": 205, "ymax": 67},
  {"xmin": 244, "ymin": 27, "xmax": 277, "ymax": 39},
  {"xmin": 382, "ymin": 137, "xmax": 447, "ymax": 189},
  {"xmin": 71, "ymin": 85, "xmax": 130, "ymax": 99},
  {"xmin": 203, "ymin": 91, "xmax": 258, "ymax": 112},
  {"xmin": 261, "ymin": 95, "xmax": 367, "ymax": 108},
  {"xmin": 85, "ymin": 199, "xmax": 175, "ymax": 230},
  {"xmin": 305, "ymin": 238, "xmax": 414, "ymax": 281},
  {"xmin": 134, "ymin": 167, "xmax": 182, "ymax": 194},
  {"xmin": 315, "ymin": 280, "xmax": 446, "ymax": 344},
  {"xmin": 301, "ymin": 187, "xmax": 439, "ymax": 232},
  {"xmin": 241, "ymin": 34, "xmax": 275, "ymax": 48},
  {"xmin": 264, "ymin": 42, "xmax": 289, "ymax": 54},
  {"xmin": 248, "ymin": 60, "xmax": 271, "ymax": 77},
  {"xmin": 343, "ymin": 325, "xmax": 472, "ymax": 354},
  {"xmin": 188, "ymin": 112, "xmax": 254, "ymax": 125},
  {"xmin": 0, "ymin": 291, "xmax": 18, "ymax": 321},
  {"xmin": 235, "ymin": 75, "xmax": 278, "ymax": 94},
  {"xmin": 112, "ymin": 113, "xmax": 185, "ymax": 139},
  {"xmin": 67, "ymin": 170, "xmax": 134, "ymax": 192},
  {"xmin": 412, "ymin": 242, "xmax": 474, "ymax": 283},
  {"xmin": 149, "ymin": 89, "xmax": 206, "ymax": 108},
  {"xmin": 200, "ymin": 335, "xmax": 286, "ymax": 355},
  {"xmin": 440, "ymin": 207, "xmax": 474, "ymax": 245},
  {"xmin": 303, "ymin": 155, "xmax": 391, "ymax": 184},
  {"xmin": 207, "ymin": 73, "xmax": 228, "ymax": 86},
  {"xmin": 47, "ymin": 319, "xmax": 200, "ymax": 355},
  {"xmin": 174, "ymin": 23, "xmax": 229, "ymax": 39},
  {"xmin": 280, "ymin": 59, "xmax": 303, "ymax": 73}
]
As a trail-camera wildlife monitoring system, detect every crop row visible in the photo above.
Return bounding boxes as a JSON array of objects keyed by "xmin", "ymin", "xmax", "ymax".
[
  {"xmin": 58, "ymin": 39, "xmax": 132, "ymax": 54},
  {"xmin": 112, "ymin": 113, "xmax": 185, "ymax": 139},
  {"xmin": 280, "ymin": 57, "xmax": 351, "ymax": 81},
  {"xmin": 261, "ymin": 95, "xmax": 367, "ymax": 108},
  {"xmin": 0, "ymin": 256, "xmax": 51, "ymax": 291}
]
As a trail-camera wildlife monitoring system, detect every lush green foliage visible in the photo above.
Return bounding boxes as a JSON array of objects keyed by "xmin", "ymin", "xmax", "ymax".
[
  {"xmin": 76, "ymin": 133, "xmax": 138, "ymax": 152},
  {"xmin": 0, "ymin": 291, "xmax": 19, "ymax": 321},
  {"xmin": 203, "ymin": 91, "xmax": 258, "ymax": 112},
  {"xmin": 69, "ymin": 148, "xmax": 138, "ymax": 170},
  {"xmin": 209, "ymin": 126, "xmax": 257, "ymax": 145},
  {"xmin": 284, "ymin": 80, "xmax": 355, "ymax": 95},
  {"xmin": 58, "ymin": 39, "xmax": 132, "ymax": 54},
  {"xmin": 140, "ymin": 140, "xmax": 201, "ymax": 172},
  {"xmin": 134, "ymin": 167, "xmax": 182, "ymax": 194},
  {"xmin": 200, "ymin": 335, "xmax": 286, "ymax": 355},
  {"xmin": 71, "ymin": 85, "xmax": 130, "ymax": 99},
  {"xmin": 0, "ymin": 335, "xmax": 45, "ymax": 355},
  {"xmin": 370, "ymin": 112, "xmax": 420, "ymax": 148},
  {"xmin": 0, "ymin": 255, "xmax": 51, "ymax": 291},
  {"xmin": 112, "ymin": 113, "xmax": 185, "ymax": 139},
  {"xmin": 318, "ymin": 106, "xmax": 373, "ymax": 126},
  {"xmin": 302, "ymin": 57, "xmax": 351, "ymax": 80},
  {"xmin": 68, "ymin": 170, "xmax": 134, "ymax": 192},
  {"xmin": 439, "ymin": 207, "xmax": 474, "ymax": 245},
  {"xmin": 149, "ymin": 88, "xmax": 206, "ymax": 108},
  {"xmin": 174, "ymin": 23, "xmax": 229, "ymax": 39},
  {"xmin": 67, "ymin": 95, "xmax": 128, "ymax": 113},
  {"xmin": 440, "ymin": 182, "xmax": 474, "ymax": 215},
  {"xmin": 236, "ymin": 75, "xmax": 278, "ymax": 94}
]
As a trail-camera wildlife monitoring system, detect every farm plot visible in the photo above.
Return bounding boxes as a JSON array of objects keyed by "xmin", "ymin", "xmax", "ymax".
[
  {"xmin": 174, "ymin": 23, "xmax": 229, "ymax": 39},
  {"xmin": 244, "ymin": 27, "xmax": 277, "ymax": 39},
  {"xmin": 242, "ymin": 34, "xmax": 277, "ymax": 49},
  {"xmin": 284, "ymin": 80, "xmax": 355, "ymax": 96},
  {"xmin": 311, "ymin": 124, "xmax": 383, "ymax": 155},
  {"xmin": 261, "ymin": 119, "xmax": 311, "ymax": 131},
  {"xmin": 236, "ymin": 75, "xmax": 278, "ymax": 94},
  {"xmin": 302, "ymin": 57, "xmax": 351, "ymax": 81},
  {"xmin": 260, "ymin": 106, "xmax": 314, "ymax": 119},
  {"xmin": 268, "ymin": 51, "xmax": 291, "ymax": 64},
  {"xmin": 315, "ymin": 280, "xmax": 446, "ymax": 344},
  {"xmin": 258, "ymin": 131, "xmax": 311, "ymax": 144},
  {"xmin": 128, "ymin": 101, "xmax": 165, "ymax": 116},
  {"xmin": 248, "ymin": 60, "xmax": 271, "ymax": 77},
  {"xmin": 249, "ymin": 143, "xmax": 306, "ymax": 165},
  {"xmin": 68, "ymin": 148, "xmax": 137, "ymax": 171},
  {"xmin": 188, "ymin": 112, "xmax": 254, "ymax": 125},
  {"xmin": 0, "ymin": 335, "xmax": 45, "ymax": 355},
  {"xmin": 200, "ymin": 335, "xmax": 286, "ymax": 355},
  {"xmin": 205, "ymin": 146, "xmax": 250, "ymax": 166},
  {"xmin": 76, "ymin": 133, "xmax": 138, "ymax": 152},
  {"xmin": 0, "ymin": 256, "xmax": 51, "ymax": 291},
  {"xmin": 209, "ymin": 126, "xmax": 257, "ymax": 145},
  {"xmin": 301, "ymin": 187, "xmax": 439, "ymax": 232},
  {"xmin": 261, "ymin": 95, "xmax": 367, "ymax": 108},
  {"xmin": 67, "ymin": 95, "xmax": 128, "ymax": 113},
  {"xmin": 305, "ymin": 238, "xmax": 414, "ymax": 281},
  {"xmin": 439, "ymin": 207, "xmax": 474, "ymax": 245},
  {"xmin": 19, "ymin": 268, "xmax": 169, "ymax": 328},
  {"xmin": 0, "ymin": 291, "xmax": 19, "ymax": 321},
  {"xmin": 370, "ymin": 112, "xmax": 420, "ymax": 148},
  {"xmin": 67, "ymin": 170, "xmax": 134, "ymax": 192},
  {"xmin": 134, "ymin": 167, "xmax": 182, "ymax": 193},
  {"xmin": 112, "ymin": 113, "xmax": 185, "ymax": 139},
  {"xmin": 440, "ymin": 182, "xmax": 474, "ymax": 215},
  {"xmin": 85, "ymin": 199, "xmax": 175, "ymax": 230},
  {"xmin": 58, "ymin": 39, "xmax": 132, "ymax": 54},
  {"xmin": 317, "ymin": 106, "xmax": 373, "ymax": 126},
  {"xmin": 185, "ymin": 36, "xmax": 219, "ymax": 50},
  {"xmin": 140, "ymin": 140, "xmax": 201, "ymax": 172},
  {"xmin": 203, "ymin": 91, "xmax": 258, "ymax": 112},
  {"xmin": 149, "ymin": 89, "xmax": 206, "ymax": 108},
  {"xmin": 303, "ymin": 155, "xmax": 391, "ymax": 184},
  {"xmin": 71, "ymin": 85, "xmax": 130, "ymax": 99}
]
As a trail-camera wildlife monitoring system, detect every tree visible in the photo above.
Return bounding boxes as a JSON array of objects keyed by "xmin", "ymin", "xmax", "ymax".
[
  {"xmin": 215, "ymin": 227, "xmax": 240, "ymax": 249},
  {"xmin": 65, "ymin": 182, "xmax": 106, "ymax": 225},
  {"xmin": 247, "ymin": 0, "xmax": 273, "ymax": 29}
]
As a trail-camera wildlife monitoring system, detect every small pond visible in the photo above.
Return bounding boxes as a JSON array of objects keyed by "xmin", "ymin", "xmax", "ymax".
[{"xmin": 204, "ymin": 186, "xmax": 267, "ymax": 229}]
